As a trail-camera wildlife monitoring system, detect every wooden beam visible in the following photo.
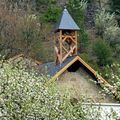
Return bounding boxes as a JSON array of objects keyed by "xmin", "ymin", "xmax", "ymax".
[
  {"xmin": 62, "ymin": 45, "xmax": 69, "ymax": 53},
  {"xmin": 9, "ymin": 53, "xmax": 42, "ymax": 65},
  {"xmin": 62, "ymin": 35, "xmax": 75, "ymax": 38},
  {"xmin": 55, "ymin": 46, "xmax": 61, "ymax": 64},
  {"xmin": 59, "ymin": 30, "xmax": 62, "ymax": 64},
  {"xmin": 77, "ymin": 56, "xmax": 113, "ymax": 88},
  {"xmin": 46, "ymin": 56, "xmax": 78, "ymax": 84},
  {"xmin": 62, "ymin": 46, "xmax": 76, "ymax": 62},
  {"xmin": 9, "ymin": 54, "xmax": 24, "ymax": 61},
  {"xmin": 62, "ymin": 35, "xmax": 77, "ymax": 44},
  {"xmin": 69, "ymin": 36, "xmax": 77, "ymax": 44},
  {"xmin": 47, "ymin": 55, "xmax": 113, "ymax": 89},
  {"xmin": 62, "ymin": 36, "xmax": 68, "ymax": 42},
  {"xmin": 75, "ymin": 31, "xmax": 77, "ymax": 55},
  {"xmin": 54, "ymin": 33, "xmax": 56, "ymax": 63},
  {"xmin": 77, "ymin": 56, "xmax": 96, "ymax": 75}
]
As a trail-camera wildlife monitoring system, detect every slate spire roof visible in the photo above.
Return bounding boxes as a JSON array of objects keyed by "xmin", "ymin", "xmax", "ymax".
[{"xmin": 55, "ymin": 8, "xmax": 80, "ymax": 31}]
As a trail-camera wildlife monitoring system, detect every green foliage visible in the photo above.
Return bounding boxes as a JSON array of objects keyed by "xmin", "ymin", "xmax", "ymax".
[
  {"xmin": 114, "ymin": 44, "xmax": 120, "ymax": 58},
  {"xmin": 36, "ymin": 0, "xmax": 61, "ymax": 23},
  {"xmin": 0, "ymin": 62, "xmax": 81, "ymax": 119},
  {"xmin": 104, "ymin": 26, "xmax": 120, "ymax": 43},
  {"xmin": 35, "ymin": 0, "xmax": 50, "ymax": 11},
  {"xmin": 95, "ymin": 8, "xmax": 120, "ymax": 62},
  {"xmin": 92, "ymin": 39, "xmax": 113, "ymax": 66},
  {"xmin": 79, "ymin": 29, "xmax": 89, "ymax": 52},
  {"xmin": 67, "ymin": 0, "xmax": 88, "ymax": 51},
  {"xmin": 0, "ymin": 61, "xmax": 102, "ymax": 120},
  {"xmin": 44, "ymin": 6, "xmax": 61, "ymax": 23},
  {"xmin": 0, "ymin": 61, "xmax": 119, "ymax": 119},
  {"xmin": 102, "ymin": 63, "xmax": 120, "ymax": 100},
  {"xmin": 95, "ymin": 9, "xmax": 117, "ymax": 37},
  {"xmin": 110, "ymin": 0, "xmax": 120, "ymax": 26},
  {"xmin": 80, "ymin": 53, "xmax": 90, "ymax": 63},
  {"xmin": 36, "ymin": 0, "xmax": 56, "ymax": 7},
  {"xmin": 110, "ymin": 0, "xmax": 120, "ymax": 15},
  {"xmin": 80, "ymin": 53, "xmax": 99, "ymax": 71},
  {"xmin": 36, "ymin": 0, "xmax": 49, "ymax": 5},
  {"xmin": 67, "ymin": 0, "xmax": 87, "ymax": 27}
]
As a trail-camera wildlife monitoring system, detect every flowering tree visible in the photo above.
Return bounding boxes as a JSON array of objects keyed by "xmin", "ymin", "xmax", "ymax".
[
  {"xmin": 0, "ymin": 59, "xmax": 120, "ymax": 119},
  {"xmin": 103, "ymin": 63, "xmax": 120, "ymax": 100},
  {"xmin": 95, "ymin": 9, "xmax": 120, "ymax": 58},
  {"xmin": 0, "ymin": 61, "xmax": 86, "ymax": 119}
]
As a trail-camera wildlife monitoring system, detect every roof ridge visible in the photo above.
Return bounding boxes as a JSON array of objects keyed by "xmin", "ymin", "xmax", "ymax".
[{"xmin": 54, "ymin": 8, "xmax": 80, "ymax": 31}]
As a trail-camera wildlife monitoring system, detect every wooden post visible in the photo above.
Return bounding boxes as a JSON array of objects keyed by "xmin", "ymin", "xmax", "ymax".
[
  {"xmin": 75, "ymin": 31, "xmax": 78, "ymax": 55},
  {"xmin": 54, "ymin": 33, "xmax": 56, "ymax": 64},
  {"xmin": 54, "ymin": 30, "xmax": 78, "ymax": 65},
  {"xmin": 59, "ymin": 30, "xmax": 62, "ymax": 64}
]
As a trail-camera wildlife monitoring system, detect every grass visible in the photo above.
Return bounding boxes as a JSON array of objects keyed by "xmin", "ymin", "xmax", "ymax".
[{"xmin": 56, "ymin": 68, "xmax": 117, "ymax": 103}]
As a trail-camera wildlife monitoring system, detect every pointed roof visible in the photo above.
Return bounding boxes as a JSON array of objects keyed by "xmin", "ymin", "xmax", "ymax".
[
  {"xmin": 38, "ymin": 55, "xmax": 112, "ymax": 90},
  {"xmin": 55, "ymin": 8, "xmax": 80, "ymax": 31}
]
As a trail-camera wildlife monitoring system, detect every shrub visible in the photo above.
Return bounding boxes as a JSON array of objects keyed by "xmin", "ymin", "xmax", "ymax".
[
  {"xmin": 110, "ymin": 0, "xmax": 120, "ymax": 15},
  {"xmin": 0, "ymin": 60, "xmax": 104, "ymax": 120},
  {"xmin": 95, "ymin": 9, "xmax": 120, "ymax": 47},
  {"xmin": 0, "ymin": 1, "xmax": 49, "ymax": 60},
  {"xmin": 102, "ymin": 63, "xmax": 120, "ymax": 100},
  {"xmin": 95, "ymin": 9, "xmax": 117, "ymax": 37},
  {"xmin": 79, "ymin": 29, "xmax": 89, "ymax": 52},
  {"xmin": 95, "ymin": 8, "xmax": 120, "ymax": 59},
  {"xmin": 0, "ymin": 62, "xmax": 82, "ymax": 119},
  {"xmin": 0, "ymin": 60, "xmax": 120, "ymax": 119},
  {"xmin": 104, "ymin": 26, "xmax": 120, "ymax": 45},
  {"xmin": 80, "ymin": 53, "xmax": 90, "ymax": 63},
  {"xmin": 44, "ymin": 6, "xmax": 61, "ymax": 23},
  {"xmin": 110, "ymin": 0, "xmax": 120, "ymax": 26},
  {"xmin": 35, "ymin": 0, "xmax": 50, "ymax": 11},
  {"xmin": 92, "ymin": 38, "xmax": 113, "ymax": 66},
  {"xmin": 114, "ymin": 44, "xmax": 120, "ymax": 57}
]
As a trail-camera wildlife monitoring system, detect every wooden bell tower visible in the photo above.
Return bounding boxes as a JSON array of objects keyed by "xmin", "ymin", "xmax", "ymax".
[{"xmin": 54, "ymin": 8, "xmax": 80, "ymax": 65}]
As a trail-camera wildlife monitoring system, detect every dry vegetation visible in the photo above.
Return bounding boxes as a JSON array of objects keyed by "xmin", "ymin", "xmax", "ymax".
[
  {"xmin": 0, "ymin": 0, "xmax": 53, "ymax": 61},
  {"xmin": 57, "ymin": 69, "xmax": 117, "ymax": 103}
]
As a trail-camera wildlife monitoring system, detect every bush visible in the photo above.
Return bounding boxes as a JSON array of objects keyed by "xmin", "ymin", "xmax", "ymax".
[
  {"xmin": 95, "ymin": 8, "xmax": 120, "ymax": 43},
  {"xmin": 0, "ymin": 1, "xmax": 39, "ymax": 54},
  {"xmin": 44, "ymin": 6, "xmax": 61, "ymax": 23},
  {"xmin": 104, "ymin": 26, "xmax": 120, "ymax": 46},
  {"xmin": 102, "ymin": 63, "xmax": 120, "ymax": 100},
  {"xmin": 95, "ymin": 9, "xmax": 117, "ymax": 37},
  {"xmin": 79, "ymin": 29, "xmax": 89, "ymax": 52},
  {"xmin": 0, "ymin": 60, "xmax": 120, "ymax": 119},
  {"xmin": 35, "ymin": 0, "xmax": 50, "ymax": 11},
  {"xmin": 0, "ymin": 60, "xmax": 104, "ymax": 120},
  {"xmin": 80, "ymin": 53, "xmax": 90, "ymax": 63},
  {"xmin": 0, "ymin": 62, "xmax": 84, "ymax": 119},
  {"xmin": 114, "ymin": 44, "xmax": 120, "ymax": 58},
  {"xmin": 92, "ymin": 39, "xmax": 113, "ymax": 66},
  {"xmin": 110, "ymin": 0, "xmax": 120, "ymax": 15}
]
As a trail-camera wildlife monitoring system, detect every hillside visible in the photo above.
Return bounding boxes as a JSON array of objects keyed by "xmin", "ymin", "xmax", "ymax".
[
  {"xmin": 0, "ymin": 0, "xmax": 120, "ymax": 94},
  {"xmin": 58, "ymin": 70, "xmax": 116, "ymax": 103},
  {"xmin": 0, "ymin": 0, "xmax": 120, "ymax": 119}
]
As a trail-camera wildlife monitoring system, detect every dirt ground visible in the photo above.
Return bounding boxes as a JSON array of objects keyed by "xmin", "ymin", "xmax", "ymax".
[{"xmin": 57, "ymin": 68, "xmax": 117, "ymax": 103}]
